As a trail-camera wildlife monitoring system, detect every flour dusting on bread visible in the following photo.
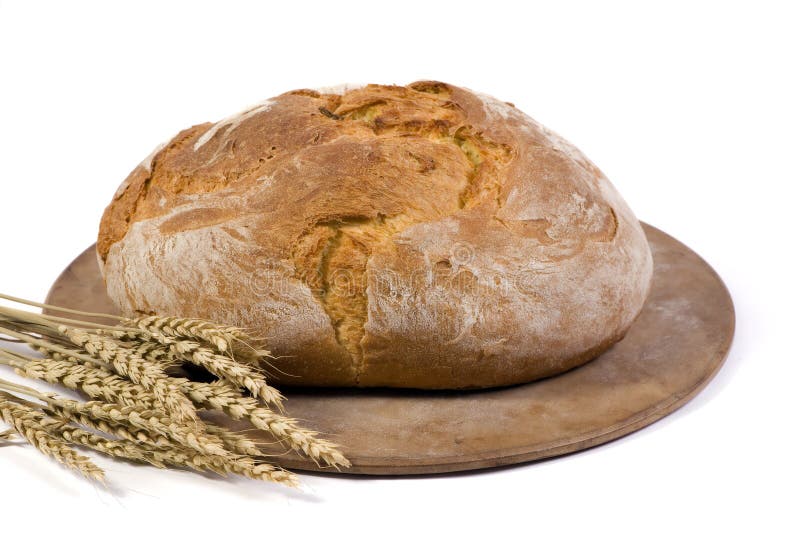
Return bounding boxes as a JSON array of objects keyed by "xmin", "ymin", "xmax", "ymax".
[{"xmin": 193, "ymin": 99, "xmax": 275, "ymax": 151}]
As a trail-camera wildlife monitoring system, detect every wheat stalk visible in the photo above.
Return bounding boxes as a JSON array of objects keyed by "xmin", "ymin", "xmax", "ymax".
[{"xmin": 31, "ymin": 344, "xmax": 107, "ymax": 369}]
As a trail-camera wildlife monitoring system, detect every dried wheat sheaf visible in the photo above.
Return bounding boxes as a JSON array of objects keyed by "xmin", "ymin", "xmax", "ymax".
[{"xmin": 0, "ymin": 293, "xmax": 350, "ymax": 487}]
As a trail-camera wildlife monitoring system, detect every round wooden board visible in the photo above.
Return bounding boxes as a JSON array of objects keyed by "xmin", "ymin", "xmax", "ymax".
[{"xmin": 45, "ymin": 224, "xmax": 734, "ymax": 475}]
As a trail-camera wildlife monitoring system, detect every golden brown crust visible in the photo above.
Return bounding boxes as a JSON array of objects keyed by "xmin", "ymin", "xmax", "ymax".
[{"xmin": 98, "ymin": 81, "xmax": 653, "ymax": 389}]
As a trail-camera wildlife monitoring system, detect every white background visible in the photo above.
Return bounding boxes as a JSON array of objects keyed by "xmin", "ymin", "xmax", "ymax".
[{"xmin": 0, "ymin": 0, "xmax": 797, "ymax": 534}]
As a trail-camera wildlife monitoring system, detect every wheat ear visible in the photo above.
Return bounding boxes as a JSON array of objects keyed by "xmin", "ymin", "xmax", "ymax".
[
  {"xmin": 203, "ymin": 424, "xmax": 264, "ymax": 457},
  {"xmin": 18, "ymin": 355, "xmax": 188, "ymax": 409},
  {"xmin": 171, "ymin": 450, "xmax": 299, "ymax": 486},
  {"xmin": 10, "ymin": 356, "xmax": 301, "ymax": 460},
  {"xmin": 47, "ymin": 404, "xmax": 172, "ymax": 447},
  {"xmin": 59, "ymin": 327, "xmax": 196, "ymax": 420},
  {"xmin": 97, "ymin": 326, "xmax": 284, "ymax": 410},
  {"xmin": 54, "ymin": 420, "xmax": 293, "ymax": 485},
  {"xmin": 52, "ymin": 398, "xmax": 229, "ymax": 457},
  {"xmin": 15, "ymin": 359, "xmax": 326, "ymax": 462},
  {"xmin": 0, "ymin": 394, "xmax": 105, "ymax": 482},
  {"xmin": 126, "ymin": 316, "xmax": 247, "ymax": 354},
  {"xmin": 56, "ymin": 417, "xmax": 296, "ymax": 485},
  {"xmin": 124, "ymin": 315, "xmax": 274, "ymax": 364},
  {"xmin": 15, "ymin": 358, "xmax": 143, "ymax": 407},
  {"xmin": 0, "ymin": 381, "xmax": 226, "ymax": 458},
  {"xmin": 168, "ymin": 340, "xmax": 284, "ymax": 409},
  {"xmin": 0, "ymin": 293, "xmax": 352, "ymax": 484},
  {"xmin": 184, "ymin": 380, "xmax": 349, "ymax": 468},
  {"xmin": 59, "ymin": 425, "xmax": 168, "ymax": 468}
]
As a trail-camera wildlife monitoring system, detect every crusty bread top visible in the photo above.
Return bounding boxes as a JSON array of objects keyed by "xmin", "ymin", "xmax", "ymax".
[{"xmin": 99, "ymin": 81, "xmax": 652, "ymax": 388}]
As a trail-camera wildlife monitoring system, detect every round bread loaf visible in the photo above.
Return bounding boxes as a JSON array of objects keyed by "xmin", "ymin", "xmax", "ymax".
[{"xmin": 98, "ymin": 81, "xmax": 653, "ymax": 389}]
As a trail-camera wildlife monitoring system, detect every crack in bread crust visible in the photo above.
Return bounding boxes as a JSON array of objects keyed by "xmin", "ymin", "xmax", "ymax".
[
  {"xmin": 289, "ymin": 86, "xmax": 515, "ymax": 377},
  {"xmin": 292, "ymin": 215, "xmax": 411, "ymax": 375}
]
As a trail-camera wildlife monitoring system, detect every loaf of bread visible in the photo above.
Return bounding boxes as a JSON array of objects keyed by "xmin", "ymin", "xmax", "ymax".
[{"xmin": 98, "ymin": 81, "xmax": 653, "ymax": 389}]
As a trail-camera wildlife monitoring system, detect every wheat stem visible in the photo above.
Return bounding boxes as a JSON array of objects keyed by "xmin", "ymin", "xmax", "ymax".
[
  {"xmin": 0, "ymin": 304, "xmax": 138, "ymax": 333},
  {"xmin": 0, "ymin": 325, "xmax": 108, "ymax": 368},
  {"xmin": 0, "ymin": 293, "xmax": 126, "ymax": 321}
]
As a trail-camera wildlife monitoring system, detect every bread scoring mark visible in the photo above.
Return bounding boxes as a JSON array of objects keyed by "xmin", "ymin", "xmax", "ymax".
[
  {"xmin": 193, "ymin": 100, "xmax": 274, "ymax": 151},
  {"xmin": 476, "ymin": 90, "xmax": 620, "ymax": 257},
  {"xmin": 366, "ymin": 206, "xmax": 642, "ymax": 372},
  {"xmin": 113, "ymin": 174, "xmax": 136, "ymax": 201},
  {"xmin": 106, "ymin": 193, "xmax": 359, "ymax": 377},
  {"xmin": 124, "ymin": 126, "xmax": 212, "ymax": 245},
  {"xmin": 569, "ymin": 193, "xmax": 619, "ymax": 242}
]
